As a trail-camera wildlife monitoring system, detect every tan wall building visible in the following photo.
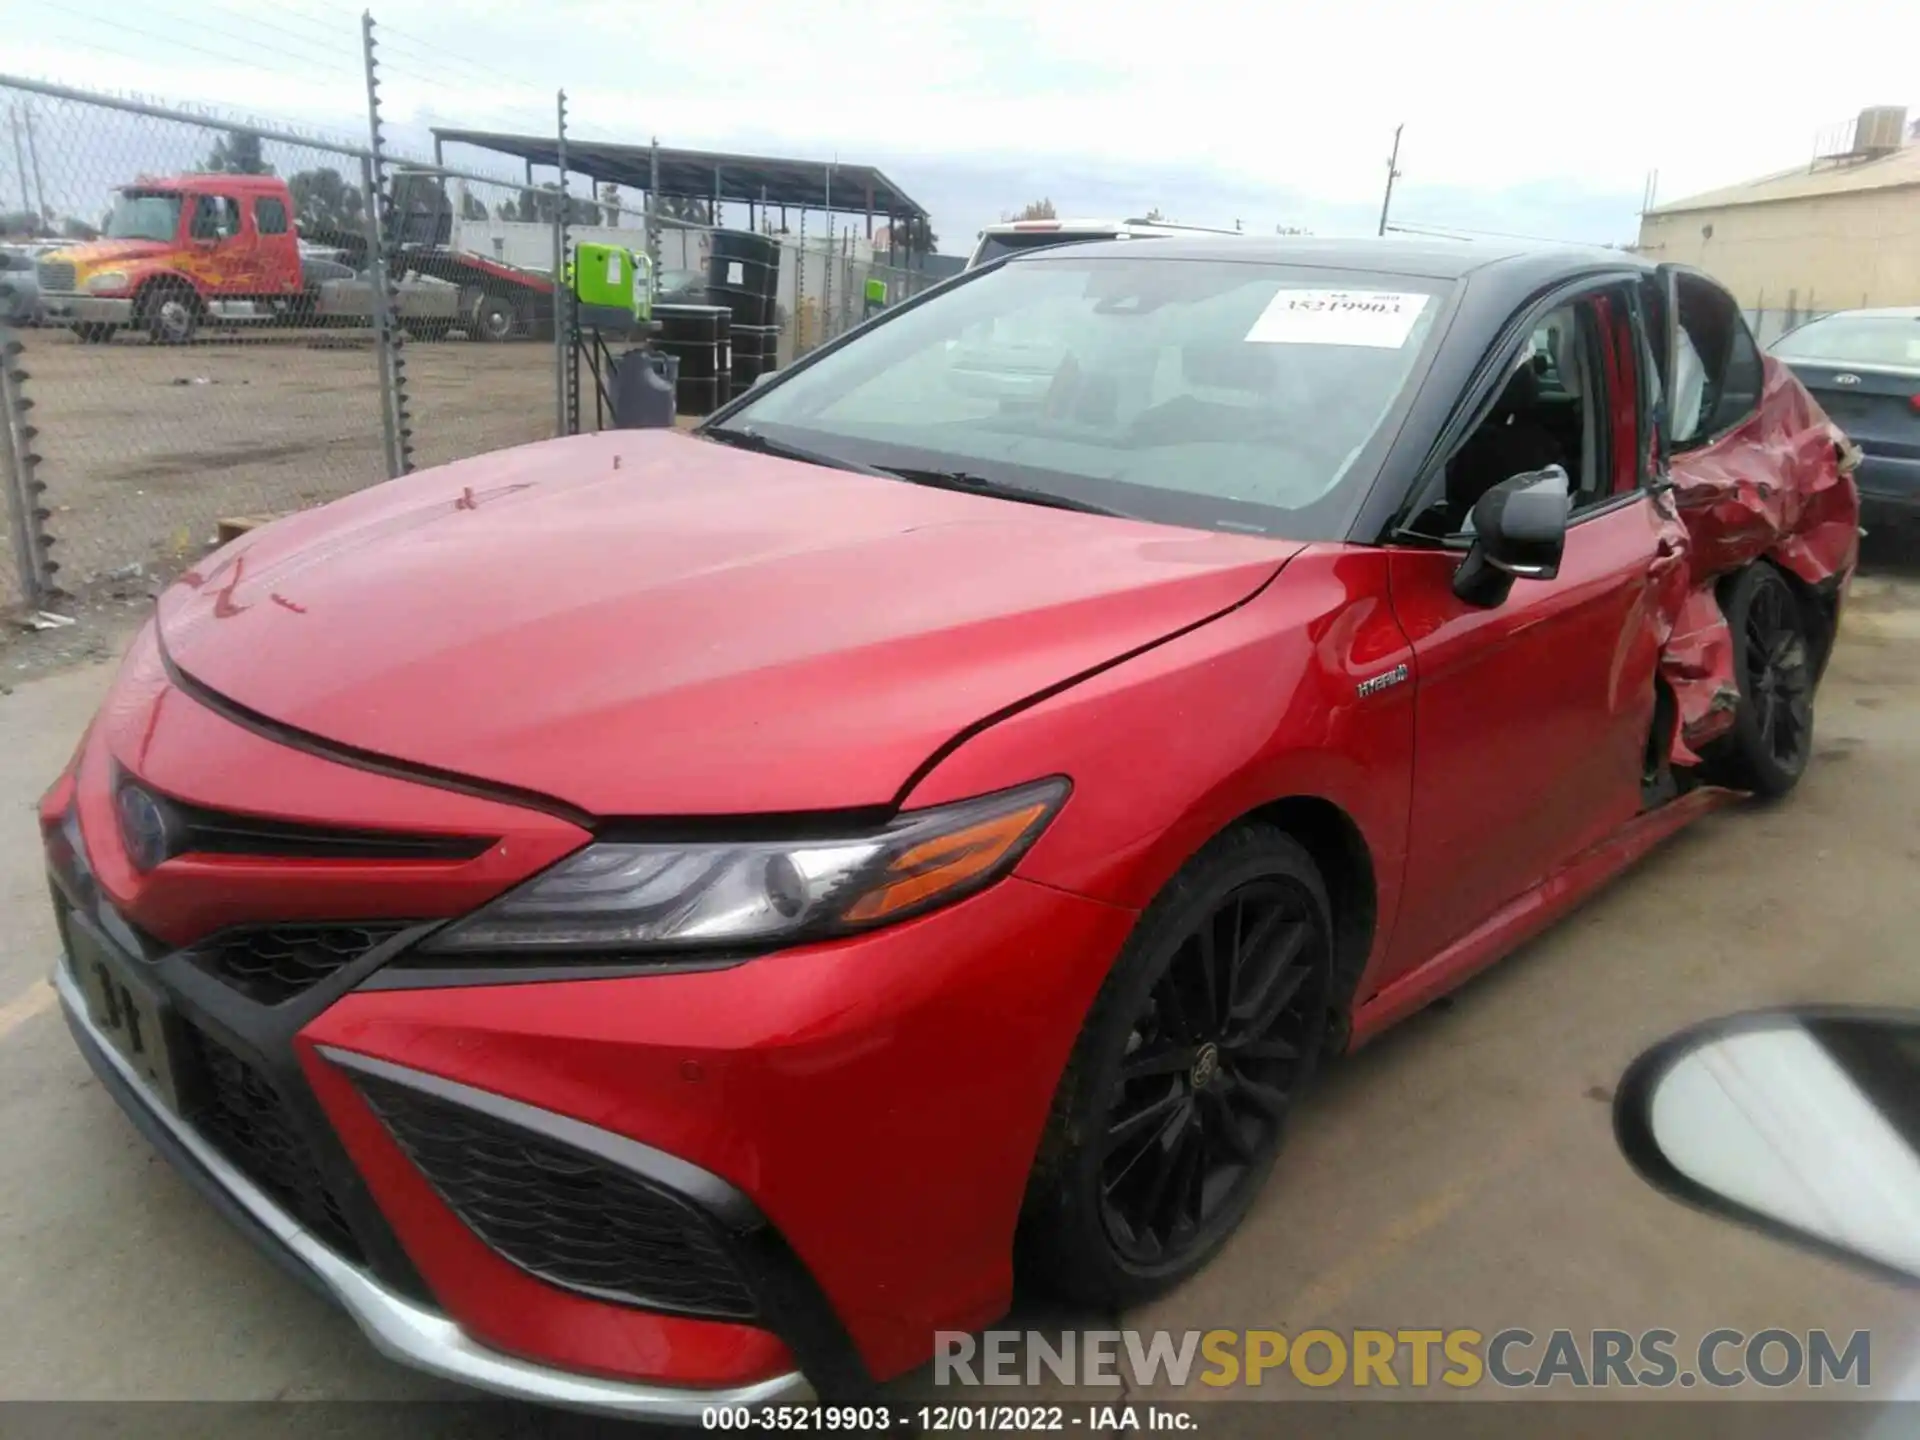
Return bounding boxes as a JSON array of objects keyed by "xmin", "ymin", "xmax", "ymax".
[{"xmin": 1636, "ymin": 107, "xmax": 1920, "ymax": 339}]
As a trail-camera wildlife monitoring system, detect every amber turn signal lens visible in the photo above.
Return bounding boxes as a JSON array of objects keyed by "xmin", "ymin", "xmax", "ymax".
[{"xmin": 843, "ymin": 800, "xmax": 1053, "ymax": 923}]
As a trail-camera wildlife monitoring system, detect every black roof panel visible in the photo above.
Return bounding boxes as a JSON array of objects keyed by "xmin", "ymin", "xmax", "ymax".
[{"xmin": 1009, "ymin": 233, "xmax": 1648, "ymax": 281}]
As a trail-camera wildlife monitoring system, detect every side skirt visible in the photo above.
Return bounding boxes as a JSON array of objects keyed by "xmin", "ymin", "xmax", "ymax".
[{"xmin": 1347, "ymin": 786, "xmax": 1738, "ymax": 1046}]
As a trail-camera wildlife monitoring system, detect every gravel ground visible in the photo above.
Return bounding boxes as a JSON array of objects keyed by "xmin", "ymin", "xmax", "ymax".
[{"xmin": 2, "ymin": 325, "xmax": 559, "ymax": 611}]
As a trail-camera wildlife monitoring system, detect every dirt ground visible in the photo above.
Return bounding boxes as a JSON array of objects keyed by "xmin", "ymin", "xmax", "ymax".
[
  {"xmin": 2, "ymin": 326, "xmax": 560, "ymax": 608},
  {"xmin": 0, "ymin": 544, "xmax": 1917, "ymax": 1427}
]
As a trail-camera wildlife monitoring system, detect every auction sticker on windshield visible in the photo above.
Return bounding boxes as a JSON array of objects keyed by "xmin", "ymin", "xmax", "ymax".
[{"xmin": 1246, "ymin": 289, "xmax": 1429, "ymax": 348}]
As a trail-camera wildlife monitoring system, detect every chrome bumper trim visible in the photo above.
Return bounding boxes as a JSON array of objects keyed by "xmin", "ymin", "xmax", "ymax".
[
  {"xmin": 55, "ymin": 962, "xmax": 813, "ymax": 1419},
  {"xmin": 42, "ymin": 294, "xmax": 132, "ymax": 323}
]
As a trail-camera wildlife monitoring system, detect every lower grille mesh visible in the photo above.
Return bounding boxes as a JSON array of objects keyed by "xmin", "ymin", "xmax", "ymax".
[
  {"xmin": 352, "ymin": 1073, "xmax": 758, "ymax": 1318},
  {"xmin": 192, "ymin": 924, "xmax": 406, "ymax": 1006},
  {"xmin": 184, "ymin": 1026, "xmax": 362, "ymax": 1261}
]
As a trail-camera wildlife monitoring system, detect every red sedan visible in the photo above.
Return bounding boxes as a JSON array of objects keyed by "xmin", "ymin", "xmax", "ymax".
[{"xmin": 44, "ymin": 238, "xmax": 1856, "ymax": 1416}]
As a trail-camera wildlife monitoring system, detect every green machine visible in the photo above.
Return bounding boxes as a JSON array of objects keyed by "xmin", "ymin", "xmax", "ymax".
[
  {"xmin": 571, "ymin": 241, "xmax": 654, "ymax": 333},
  {"xmin": 567, "ymin": 241, "xmax": 665, "ymax": 433}
]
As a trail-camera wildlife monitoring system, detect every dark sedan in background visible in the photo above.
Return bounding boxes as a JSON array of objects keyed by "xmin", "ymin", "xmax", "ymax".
[{"xmin": 1771, "ymin": 307, "xmax": 1920, "ymax": 528}]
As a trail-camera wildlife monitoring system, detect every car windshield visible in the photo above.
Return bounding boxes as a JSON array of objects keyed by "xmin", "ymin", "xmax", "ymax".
[
  {"xmin": 104, "ymin": 190, "xmax": 183, "ymax": 243},
  {"xmin": 1771, "ymin": 313, "xmax": 1920, "ymax": 369},
  {"xmin": 723, "ymin": 255, "xmax": 1448, "ymax": 538}
]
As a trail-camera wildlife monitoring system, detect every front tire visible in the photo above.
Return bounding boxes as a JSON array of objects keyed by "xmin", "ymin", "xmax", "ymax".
[
  {"xmin": 1019, "ymin": 823, "xmax": 1336, "ymax": 1307},
  {"xmin": 141, "ymin": 285, "xmax": 200, "ymax": 345},
  {"xmin": 1700, "ymin": 562, "xmax": 1815, "ymax": 798}
]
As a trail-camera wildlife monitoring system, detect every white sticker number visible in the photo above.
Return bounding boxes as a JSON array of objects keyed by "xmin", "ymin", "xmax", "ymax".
[{"xmin": 1246, "ymin": 289, "xmax": 1430, "ymax": 349}]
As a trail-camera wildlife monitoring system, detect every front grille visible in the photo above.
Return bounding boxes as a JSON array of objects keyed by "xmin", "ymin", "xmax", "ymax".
[
  {"xmin": 353, "ymin": 1073, "xmax": 758, "ymax": 1318},
  {"xmin": 192, "ymin": 924, "xmax": 407, "ymax": 1005},
  {"xmin": 183, "ymin": 1026, "xmax": 362, "ymax": 1262},
  {"xmin": 37, "ymin": 259, "xmax": 76, "ymax": 292}
]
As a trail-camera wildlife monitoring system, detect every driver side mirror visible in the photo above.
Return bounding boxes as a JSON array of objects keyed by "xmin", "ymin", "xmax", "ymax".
[{"xmin": 1451, "ymin": 465, "xmax": 1571, "ymax": 607}]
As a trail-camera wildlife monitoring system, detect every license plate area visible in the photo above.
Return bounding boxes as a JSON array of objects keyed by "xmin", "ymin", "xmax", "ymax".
[{"xmin": 66, "ymin": 914, "xmax": 186, "ymax": 1113}]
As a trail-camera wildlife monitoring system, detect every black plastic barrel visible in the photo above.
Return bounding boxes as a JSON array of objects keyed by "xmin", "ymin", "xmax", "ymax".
[
  {"xmin": 654, "ymin": 304, "xmax": 733, "ymax": 415},
  {"xmin": 707, "ymin": 230, "xmax": 779, "ymax": 329},
  {"xmin": 730, "ymin": 322, "xmax": 779, "ymax": 398}
]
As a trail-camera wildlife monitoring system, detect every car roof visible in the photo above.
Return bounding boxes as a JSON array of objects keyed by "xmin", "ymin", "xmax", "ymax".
[
  {"xmin": 1004, "ymin": 233, "xmax": 1649, "ymax": 282},
  {"xmin": 1787, "ymin": 305, "xmax": 1920, "ymax": 321}
]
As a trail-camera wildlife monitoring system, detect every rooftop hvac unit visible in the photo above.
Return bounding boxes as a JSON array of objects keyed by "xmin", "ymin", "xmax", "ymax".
[{"xmin": 1853, "ymin": 106, "xmax": 1908, "ymax": 155}]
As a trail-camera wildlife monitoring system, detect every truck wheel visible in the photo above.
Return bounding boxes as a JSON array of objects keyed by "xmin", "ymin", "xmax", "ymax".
[
  {"xmin": 73, "ymin": 323, "xmax": 118, "ymax": 344},
  {"xmin": 468, "ymin": 294, "xmax": 516, "ymax": 342},
  {"xmin": 141, "ymin": 285, "xmax": 200, "ymax": 345},
  {"xmin": 1699, "ymin": 562, "xmax": 1815, "ymax": 798}
]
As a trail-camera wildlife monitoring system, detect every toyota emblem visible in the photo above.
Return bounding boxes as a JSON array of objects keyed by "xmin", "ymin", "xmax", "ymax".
[
  {"xmin": 1835, "ymin": 373, "xmax": 1862, "ymax": 386},
  {"xmin": 116, "ymin": 783, "xmax": 176, "ymax": 872}
]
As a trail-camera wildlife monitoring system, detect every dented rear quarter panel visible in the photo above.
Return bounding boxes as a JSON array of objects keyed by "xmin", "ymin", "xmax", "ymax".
[{"xmin": 1661, "ymin": 356, "xmax": 1860, "ymax": 759}]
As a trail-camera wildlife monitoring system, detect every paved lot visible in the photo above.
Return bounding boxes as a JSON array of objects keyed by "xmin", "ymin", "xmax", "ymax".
[{"xmin": 2, "ymin": 549, "xmax": 1918, "ymax": 1424}]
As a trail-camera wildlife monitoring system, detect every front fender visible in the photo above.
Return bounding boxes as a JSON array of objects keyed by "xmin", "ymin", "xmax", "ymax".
[{"xmin": 900, "ymin": 544, "xmax": 1414, "ymax": 986}]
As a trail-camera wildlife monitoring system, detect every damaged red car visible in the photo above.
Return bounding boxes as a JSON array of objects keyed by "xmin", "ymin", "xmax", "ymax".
[{"xmin": 43, "ymin": 237, "xmax": 1857, "ymax": 1417}]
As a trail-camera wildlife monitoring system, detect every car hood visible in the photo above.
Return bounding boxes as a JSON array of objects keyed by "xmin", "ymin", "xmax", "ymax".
[
  {"xmin": 157, "ymin": 431, "xmax": 1298, "ymax": 816},
  {"xmin": 46, "ymin": 239, "xmax": 173, "ymax": 269}
]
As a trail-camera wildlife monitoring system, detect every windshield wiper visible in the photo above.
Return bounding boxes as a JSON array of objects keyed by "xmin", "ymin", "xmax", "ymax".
[
  {"xmin": 873, "ymin": 465, "xmax": 1128, "ymax": 518},
  {"xmin": 700, "ymin": 425, "xmax": 886, "ymax": 476}
]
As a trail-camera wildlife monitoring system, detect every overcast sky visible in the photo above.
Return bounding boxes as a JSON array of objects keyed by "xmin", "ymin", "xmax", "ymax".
[{"xmin": 6, "ymin": 0, "xmax": 1916, "ymax": 249}]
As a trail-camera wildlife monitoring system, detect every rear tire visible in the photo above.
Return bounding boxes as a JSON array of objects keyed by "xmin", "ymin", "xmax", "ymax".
[
  {"xmin": 468, "ymin": 293, "xmax": 516, "ymax": 342},
  {"xmin": 1018, "ymin": 823, "xmax": 1335, "ymax": 1307},
  {"xmin": 1700, "ymin": 562, "xmax": 1815, "ymax": 798}
]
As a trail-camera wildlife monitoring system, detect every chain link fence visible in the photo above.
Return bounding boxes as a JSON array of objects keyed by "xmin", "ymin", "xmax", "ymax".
[
  {"xmin": 1, "ymin": 80, "xmax": 394, "ymax": 612},
  {"xmin": 0, "ymin": 41, "xmax": 949, "ymax": 618}
]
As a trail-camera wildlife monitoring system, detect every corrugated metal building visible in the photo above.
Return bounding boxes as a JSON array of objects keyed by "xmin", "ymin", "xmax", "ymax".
[{"xmin": 1637, "ymin": 106, "xmax": 1920, "ymax": 343}]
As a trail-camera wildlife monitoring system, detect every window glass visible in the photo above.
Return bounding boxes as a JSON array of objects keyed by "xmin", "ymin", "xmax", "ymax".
[
  {"xmin": 190, "ymin": 195, "xmax": 239, "ymax": 240},
  {"xmin": 255, "ymin": 196, "xmax": 289, "ymax": 235},
  {"xmin": 1673, "ymin": 277, "xmax": 1761, "ymax": 447},
  {"xmin": 728, "ymin": 257, "xmax": 1450, "ymax": 539},
  {"xmin": 1771, "ymin": 314, "xmax": 1920, "ymax": 368}
]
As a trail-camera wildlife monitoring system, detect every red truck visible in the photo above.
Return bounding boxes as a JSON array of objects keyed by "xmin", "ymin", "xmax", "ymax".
[{"xmin": 37, "ymin": 171, "xmax": 553, "ymax": 344}]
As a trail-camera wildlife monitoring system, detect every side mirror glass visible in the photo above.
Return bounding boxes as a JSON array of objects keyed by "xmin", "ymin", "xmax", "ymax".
[
  {"xmin": 1616, "ymin": 1010, "xmax": 1920, "ymax": 1287},
  {"xmin": 1450, "ymin": 464, "xmax": 1571, "ymax": 606}
]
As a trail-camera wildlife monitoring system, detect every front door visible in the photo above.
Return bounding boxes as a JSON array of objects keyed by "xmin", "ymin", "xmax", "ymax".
[{"xmin": 1380, "ymin": 281, "xmax": 1687, "ymax": 977}]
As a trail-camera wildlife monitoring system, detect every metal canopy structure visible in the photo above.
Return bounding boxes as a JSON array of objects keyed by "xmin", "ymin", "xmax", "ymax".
[{"xmin": 429, "ymin": 128, "xmax": 929, "ymax": 226}]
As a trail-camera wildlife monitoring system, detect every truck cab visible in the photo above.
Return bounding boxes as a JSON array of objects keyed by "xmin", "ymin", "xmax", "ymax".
[{"xmin": 38, "ymin": 174, "xmax": 305, "ymax": 344}]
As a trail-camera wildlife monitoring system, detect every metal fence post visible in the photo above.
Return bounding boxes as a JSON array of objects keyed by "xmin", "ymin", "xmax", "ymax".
[
  {"xmin": 795, "ymin": 209, "xmax": 808, "ymax": 356},
  {"xmin": 554, "ymin": 88, "xmax": 571, "ymax": 438},
  {"xmin": 1, "ymin": 327, "xmax": 57, "ymax": 610},
  {"xmin": 360, "ymin": 11, "xmax": 412, "ymax": 478},
  {"xmin": 647, "ymin": 137, "xmax": 662, "ymax": 276},
  {"xmin": 357, "ymin": 155, "xmax": 404, "ymax": 480}
]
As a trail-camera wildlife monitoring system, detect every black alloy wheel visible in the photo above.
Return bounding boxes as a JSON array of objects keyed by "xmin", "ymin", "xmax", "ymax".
[
  {"xmin": 1744, "ymin": 574, "xmax": 1813, "ymax": 769},
  {"xmin": 1021, "ymin": 825, "xmax": 1336, "ymax": 1305},
  {"xmin": 1702, "ymin": 562, "xmax": 1815, "ymax": 798},
  {"xmin": 1100, "ymin": 876, "xmax": 1326, "ymax": 1265}
]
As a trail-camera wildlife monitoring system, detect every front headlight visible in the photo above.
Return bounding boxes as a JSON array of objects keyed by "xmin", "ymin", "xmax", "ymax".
[
  {"xmin": 424, "ymin": 777, "xmax": 1069, "ymax": 955},
  {"xmin": 85, "ymin": 271, "xmax": 130, "ymax": 294}
]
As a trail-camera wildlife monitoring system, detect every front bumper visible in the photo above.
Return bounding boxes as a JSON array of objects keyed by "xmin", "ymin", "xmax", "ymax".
[
  {"xmin": 56, "ymin": 961, "xmax": 812, "ymax": 1418},
  {"xmin": 42, "ymin": 293, "xmax": 132, "ymax": 324}
]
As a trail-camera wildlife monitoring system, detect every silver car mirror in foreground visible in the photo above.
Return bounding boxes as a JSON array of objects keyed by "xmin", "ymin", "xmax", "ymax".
[{"xmin": 1615, "ymin": 1009, "xmax": 1920, "ymax": 1286}]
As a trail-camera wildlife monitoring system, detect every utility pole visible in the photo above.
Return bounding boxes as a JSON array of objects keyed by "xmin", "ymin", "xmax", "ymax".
[
  {"xmin": 20, "ymin": 102, "xmax": 47, "ymax": 225},
  {"xmin": 1377, "ymin": 123, "xmax": 1404, "ymax": 237},
  {"xmin": 8, "ymin": 105, "xmax": 30, "ymax": 223}
]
